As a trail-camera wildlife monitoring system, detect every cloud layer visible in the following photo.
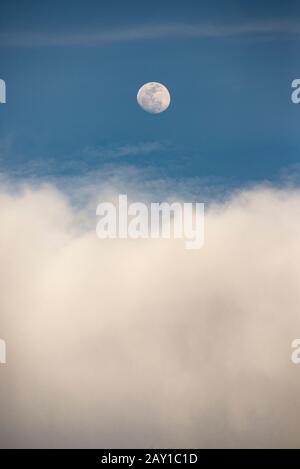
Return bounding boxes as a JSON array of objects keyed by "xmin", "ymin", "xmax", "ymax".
[
  {"xmin": 0, "ymin": 178, "xmax": 300, "ymax": 448},
  {"xmin": 1, "ymin": 20, "xmax": 299, "ymax": 48}
]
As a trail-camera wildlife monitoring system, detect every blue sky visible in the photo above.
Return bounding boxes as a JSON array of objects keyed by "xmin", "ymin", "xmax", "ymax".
[
  {"xmin": 2, "ymin": 2, "xmax": 300, "ymax": 449},
  {"xmin": 0, "ymin": 0, "xmax": 300, "ymax": 187}
]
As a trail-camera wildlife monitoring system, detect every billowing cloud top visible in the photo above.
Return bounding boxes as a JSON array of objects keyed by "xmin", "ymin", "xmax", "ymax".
[{"xmin": 0, "ymin": 175, "xmax": 300, "ymax": 448}]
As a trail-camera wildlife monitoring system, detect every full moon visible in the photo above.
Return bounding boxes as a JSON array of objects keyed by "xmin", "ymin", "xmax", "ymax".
[{"xmin": 137, "ymin": 82, "xmax": 171, "ymax": 114}]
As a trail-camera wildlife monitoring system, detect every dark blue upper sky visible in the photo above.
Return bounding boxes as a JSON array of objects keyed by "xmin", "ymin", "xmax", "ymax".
[{"xmin": 1, "ymin": 0, "xmax": 300, "ymax": 186}]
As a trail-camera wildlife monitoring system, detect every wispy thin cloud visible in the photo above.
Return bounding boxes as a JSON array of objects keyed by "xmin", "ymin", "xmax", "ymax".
[
  {"xmin": 83, "ymin": 141, "xmax": 165, "ymax": 159},
  {"xmin": 1, "ymin": 20, "xmax": 299, "ymax": 47}
]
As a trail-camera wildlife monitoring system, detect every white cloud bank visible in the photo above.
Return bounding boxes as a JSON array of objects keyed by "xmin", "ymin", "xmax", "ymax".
[{"xmin": 0, "ymin": 178, "xmax": 300, "ymax": 448}]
